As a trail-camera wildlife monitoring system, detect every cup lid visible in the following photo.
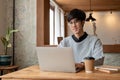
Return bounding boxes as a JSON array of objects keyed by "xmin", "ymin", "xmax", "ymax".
[{"xmin": 84, "ymin": 57, "xmax": 95, "ymax": 60}]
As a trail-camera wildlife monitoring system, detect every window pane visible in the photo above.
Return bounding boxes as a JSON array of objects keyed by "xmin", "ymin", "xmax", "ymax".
[{"xmin": 49, "ymin": 8, "xmax": 54, "ymax": 45}]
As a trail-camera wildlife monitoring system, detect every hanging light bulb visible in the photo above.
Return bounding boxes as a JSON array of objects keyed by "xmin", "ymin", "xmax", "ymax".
[
  {"xmin": 86, "ymin": 0, "xmax": 96, "ymax": 22},
  {"xmin": 86, "ymin": 13, "xmax": 96, "ymax": 21}
]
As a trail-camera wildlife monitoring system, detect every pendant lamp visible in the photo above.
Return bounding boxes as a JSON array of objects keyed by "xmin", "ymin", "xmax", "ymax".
[
  {"xmin": 86, "ymin": 0, "xmax": 96, "ymax": 22},
  {"xmin": 86, "ymin": 13, "xmax": 96, "ymax": 21}
]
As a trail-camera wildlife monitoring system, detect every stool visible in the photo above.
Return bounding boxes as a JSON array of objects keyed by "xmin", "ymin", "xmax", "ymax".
[{"xmin": 0, "ymin": 65, "xmax": 19, "ymax": 75}]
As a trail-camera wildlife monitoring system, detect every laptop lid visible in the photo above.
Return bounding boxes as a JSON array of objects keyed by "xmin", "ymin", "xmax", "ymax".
[{"xmin": 36, "ymin": 47, "xmax": 76, "ymax": 73}]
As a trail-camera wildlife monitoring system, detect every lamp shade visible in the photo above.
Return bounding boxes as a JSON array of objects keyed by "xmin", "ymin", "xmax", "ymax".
[{"xmin": 86, "ymin": 13, "xmax": 96, "ymax": 22}]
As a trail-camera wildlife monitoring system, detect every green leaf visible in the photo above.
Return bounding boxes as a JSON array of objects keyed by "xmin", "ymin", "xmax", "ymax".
[
  {"xmin": 7, "ymin": 27, "xmax": 11, "ymax": 35},
  {"xmin": 5, "ymin": 34, "xmax": 10, "ymax": 41},
  {"xmin": 10, "ymin": 30, "xmax": 18, "ymax": 34},
  {"xmin": 0, "ymin": 27, "xmax": 18, "ymax": 55},
  {"xmin": 7, "ymin": 43, "xmax": 12, "ymax": 47},
  {"xmin": 1, "ymin": 37, "xmax": 7, "ymax": 46}
]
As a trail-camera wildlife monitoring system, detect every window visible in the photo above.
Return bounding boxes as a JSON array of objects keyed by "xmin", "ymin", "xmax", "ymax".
[
  {"xmin": 49, "ymin": 1, "xmax": 65, "ymax": 45},
  {"xmin": 49, "ymin": 5, "xmax": 55, "ymax": 45}
]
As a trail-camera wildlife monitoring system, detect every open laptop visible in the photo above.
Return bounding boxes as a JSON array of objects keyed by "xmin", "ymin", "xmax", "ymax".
[{"xmin": 36, "ymin": 47, "xmax": 80, "ymax": 73}]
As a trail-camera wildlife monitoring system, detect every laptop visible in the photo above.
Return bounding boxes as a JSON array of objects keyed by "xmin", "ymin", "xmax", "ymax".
[{"xmin": 36, "ymin": 47, "xmax": 80, "ymax": 73}]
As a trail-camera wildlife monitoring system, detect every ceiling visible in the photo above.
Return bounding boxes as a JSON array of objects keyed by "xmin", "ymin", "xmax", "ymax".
[{"xmin": 54, "ymin": 0, "xmax": 120, "ymax": 12}]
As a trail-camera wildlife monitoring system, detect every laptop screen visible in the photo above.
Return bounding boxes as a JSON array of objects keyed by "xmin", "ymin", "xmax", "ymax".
[{"xmin": 36, "ymin": 47, "xmax": 76, "ymax": 73}]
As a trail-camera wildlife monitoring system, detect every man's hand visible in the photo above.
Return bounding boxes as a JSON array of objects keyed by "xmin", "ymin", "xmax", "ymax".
[{"xmin": 75, "ymin": 63, "xmax": 85, "ymax": 69}]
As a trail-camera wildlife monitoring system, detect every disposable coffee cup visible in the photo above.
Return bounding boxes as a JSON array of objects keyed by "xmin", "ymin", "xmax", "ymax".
[{"xmin": 84, "ymin": 57, "xmax": 95, "ymax": 73}]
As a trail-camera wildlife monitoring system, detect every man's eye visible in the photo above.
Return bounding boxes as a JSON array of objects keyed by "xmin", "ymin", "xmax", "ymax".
[{"xmin": 69, "ymin": 22, "xmax": 73, "ymax": 24}]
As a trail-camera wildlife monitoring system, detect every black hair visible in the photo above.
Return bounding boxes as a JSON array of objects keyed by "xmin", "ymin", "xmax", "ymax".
[{"xmin": 67, "ymin": 9, "xmax": 86, "ymax": 22}]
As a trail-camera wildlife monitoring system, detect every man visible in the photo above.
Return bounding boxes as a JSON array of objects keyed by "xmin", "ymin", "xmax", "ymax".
[{"xmin": 58, "ymin": 9, "xmax": 104, "ymax": 69}]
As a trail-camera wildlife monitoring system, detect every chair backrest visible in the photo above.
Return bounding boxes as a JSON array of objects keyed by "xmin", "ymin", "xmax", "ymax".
[{"xmin": 57, "ymin": 37, "xmax": 63, "ymax": 44}]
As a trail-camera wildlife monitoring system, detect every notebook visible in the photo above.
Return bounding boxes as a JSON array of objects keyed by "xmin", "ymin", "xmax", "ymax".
[
  {"xmin": 36, "ymin": 47, "xmax": 80, "ymax": 73},
  {"xmin": 95, "ymin": 65, "xmax": 120, "ymax": 73}
]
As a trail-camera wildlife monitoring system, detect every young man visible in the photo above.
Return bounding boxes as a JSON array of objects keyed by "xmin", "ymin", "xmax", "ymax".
[{"xmin": 58, "ymin": 9, "xmax": 104, "ymax": 69}]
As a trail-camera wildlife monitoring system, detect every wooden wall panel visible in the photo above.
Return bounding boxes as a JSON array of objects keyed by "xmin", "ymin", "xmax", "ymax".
[
  {"xmin": 103, "ymin": 44, "xmax": 120, "ymax": 53},
  {"xmin": 39, "ymin": 44, "xmax": 120, "ymax": 53},
  {"xmin": 37, "ymin": 0, "xmax": 50, "ymax": 46},
  {"xmin": 37, "ymin": 0, "xmax": 44, "ymax": 46}
]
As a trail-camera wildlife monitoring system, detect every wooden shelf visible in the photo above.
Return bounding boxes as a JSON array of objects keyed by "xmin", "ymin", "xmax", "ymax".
[{"xmin": 0, "ymin": 65, "xmax": 19, "ymax": 75}]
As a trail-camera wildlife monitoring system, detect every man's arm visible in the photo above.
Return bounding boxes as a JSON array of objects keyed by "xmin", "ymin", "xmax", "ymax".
[{"xmin": 93, "ymin": 39, "xmax": 104, "ymax": 66}]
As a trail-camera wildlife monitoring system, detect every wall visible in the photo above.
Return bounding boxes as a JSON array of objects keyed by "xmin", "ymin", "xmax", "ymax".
[
  {"xmin": 84, "ymin": 12, "xmax": 120, "ymax": 44},
  {"xmin": 15, "ymin": 0, "xmax": 37, "ymax": 68},
  {"xmin": 67, "ymin": 11, "xmax": 120, "ymax": 66},
  {"xmin": 0, "ymin": 0, "xmax": 7, "ymax": 54},
  {"xmin": 0, "ymin": 0, "xmax": 37, "ymax": 68},
  {"xmin": 0, "ymin": 0, "xmax": 13, "ymax": 55},
  {"xmin": 104, "ymin": 53, "xmax": 120, "ymax": 66},
  {"xmin": 0, "ymin": 0, "xmax": 38, "ymax": 69}
]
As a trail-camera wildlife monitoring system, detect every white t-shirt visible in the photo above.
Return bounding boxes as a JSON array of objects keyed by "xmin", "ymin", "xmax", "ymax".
[{"xmin": 58, "ymin": 34, "xmax": 103, "ymax": 63}]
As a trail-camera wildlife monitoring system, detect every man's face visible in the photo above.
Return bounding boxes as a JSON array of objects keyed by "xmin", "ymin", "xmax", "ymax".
[{"xmin": 68, "ymin": 18, "xmax": 84, "ymax": 35}]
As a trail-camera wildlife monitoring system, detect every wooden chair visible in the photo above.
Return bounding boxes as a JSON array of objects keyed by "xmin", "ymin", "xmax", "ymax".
[{"xmin": 57, "ymin": 37, "xmax": 63, "ymax": 44}]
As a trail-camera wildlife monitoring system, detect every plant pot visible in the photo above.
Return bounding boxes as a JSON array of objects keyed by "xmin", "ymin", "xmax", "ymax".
[{"xmin": 0, "ymin": 55, "xmax": 12, "ymax": 66}]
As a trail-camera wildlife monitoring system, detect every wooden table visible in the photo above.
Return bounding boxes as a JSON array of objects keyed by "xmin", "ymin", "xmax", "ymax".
[{"xmin": 0, "ymin": 65, "xmax": 120, "ymax": 80}]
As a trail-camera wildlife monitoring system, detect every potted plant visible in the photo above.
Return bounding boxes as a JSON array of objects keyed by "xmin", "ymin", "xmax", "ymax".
[{"xmin": 0, "ymin": 27, "xmax": 18, "ymax": 66}]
